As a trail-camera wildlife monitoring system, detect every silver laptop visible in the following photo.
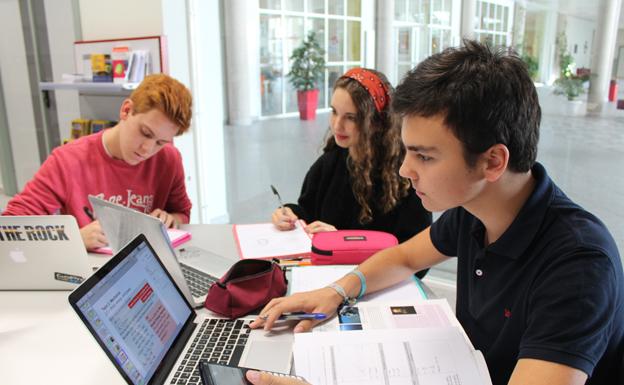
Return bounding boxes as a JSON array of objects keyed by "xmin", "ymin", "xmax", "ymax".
[
  {"xmin": 69, "ymin": 234, "xmax": 293, "ymax": 385},
  {"xmin": 0, "ymin": 215, "xmax": 92, "ymax": 290},
  {"xmin": 88, "ymin": 196, "xmax": 233, "ymax": 308}
]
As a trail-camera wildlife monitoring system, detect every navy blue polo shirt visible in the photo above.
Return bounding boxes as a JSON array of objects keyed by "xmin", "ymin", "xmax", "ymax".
[{"xmin": 430, "ymin": 162, "xmax": 624, "ymax": 385}]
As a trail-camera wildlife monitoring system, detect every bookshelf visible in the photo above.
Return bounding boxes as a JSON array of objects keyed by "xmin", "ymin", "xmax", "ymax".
[
  {"xmin": 39, "ymin": 82, "xmax": 136, "ymax": 95},
  {"xmin": 39, "ymin": 36, "xmax": 167, "ymax": 146}
]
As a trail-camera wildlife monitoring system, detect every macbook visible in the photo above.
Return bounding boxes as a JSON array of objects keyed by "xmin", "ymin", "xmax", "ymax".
[
  {"xmin": 88, "ymin": 196, "xmax": 233, "ymax": 308},
  {"xmin": 0, "ymin": 215, "xmax": 92, "ymax": 290},
  {"xmin": 69, "ymin": 234, "xmax": 293, "ymax": 385}
]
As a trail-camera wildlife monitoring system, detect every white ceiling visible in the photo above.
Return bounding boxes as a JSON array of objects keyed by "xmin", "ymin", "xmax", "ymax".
[{"xmin": 527, "ymin": 0, "xmax": 624, "ymax": 28}]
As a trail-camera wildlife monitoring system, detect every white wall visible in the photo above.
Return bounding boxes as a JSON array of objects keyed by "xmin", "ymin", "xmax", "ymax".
[
  {"xmin": 564, "ymin": 15, "xmax": 595, "ymax": 69},
  {"xmin": 615, "ymin": 27, "xmax": 624, "ymax": 79},
  {"xmin": 0, "ymin": 0, "xmax": 42, "ymax": 191},
  {"xmin": 78, "ymin": 0, "xmax": 162, "ymax": 40},
  {"xmin": 44, "ymin": 0, "xmax": 81, "ymax": 141}
]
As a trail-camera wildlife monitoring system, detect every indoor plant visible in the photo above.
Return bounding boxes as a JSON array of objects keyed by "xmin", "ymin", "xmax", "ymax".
[
  {"xmin": 287, "ymin": 31, "xmax": 325, "ymax": 120},
  {"xmin": 553, "ymin": 33, "xmax": 587, "ymax": 115}
]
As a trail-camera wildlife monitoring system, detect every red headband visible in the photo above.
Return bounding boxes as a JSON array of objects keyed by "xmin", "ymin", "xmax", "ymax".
[{"xmin": 341, "ymin": 68, "xmax": 390, "ymax": 112}]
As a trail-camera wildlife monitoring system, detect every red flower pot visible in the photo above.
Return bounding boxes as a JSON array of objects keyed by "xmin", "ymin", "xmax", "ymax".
[{"xmin": 297, "ymin": 89, "xmax": 320, "ymax": 120}]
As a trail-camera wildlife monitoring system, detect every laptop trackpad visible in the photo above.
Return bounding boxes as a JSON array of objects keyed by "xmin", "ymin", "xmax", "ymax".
[{"xmin": 241, "ymin": 332, "xmax": 293, "ymax": 374}]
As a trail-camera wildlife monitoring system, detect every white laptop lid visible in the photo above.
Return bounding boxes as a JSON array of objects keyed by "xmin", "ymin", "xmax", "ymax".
[
  {"xmin": 87, "ymin": 196, "xmax": 199, "ymax": 306},
  {"xmin": 89, "ymin": 195, "xmax": 232, "ymax": 280},
  {"xmin": 0, "ymin": 215, "xmax": 92, "ymax": 290}
]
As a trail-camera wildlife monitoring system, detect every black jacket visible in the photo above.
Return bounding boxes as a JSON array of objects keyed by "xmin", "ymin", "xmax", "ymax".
[{"xmin": 286, "ymin": 146, "xmax": 432, "ymax": 244}]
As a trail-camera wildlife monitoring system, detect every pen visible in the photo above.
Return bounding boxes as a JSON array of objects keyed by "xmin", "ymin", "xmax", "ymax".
[
  {"xmin": 278, "ymin": 312, "xmax": 327, "ymax": 321},
  {"xmin": 270, "ymin": 184, "xmax": 287, "ymax": 215},
  {"xmin": 83, "ymin": 206, "xmax": 95, "ymax": 221}
]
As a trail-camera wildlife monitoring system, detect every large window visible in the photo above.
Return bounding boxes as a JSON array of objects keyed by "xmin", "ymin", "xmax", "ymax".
[
  {"xmin": 259, "ymin": 0, "xmax": 363, "ymax": 117},
  {"xmin": 394, "ymin": 0, "xmax": 455, "ymax": 83},
  {"xmin": 475, "ymin": 0, "xmax": 514, "ymax": 46}
]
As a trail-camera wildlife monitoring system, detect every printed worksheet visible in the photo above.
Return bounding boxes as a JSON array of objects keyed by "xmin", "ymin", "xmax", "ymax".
[{"xmin": 294, "ymin": 327, "xmax": 491, "ymax": 385}]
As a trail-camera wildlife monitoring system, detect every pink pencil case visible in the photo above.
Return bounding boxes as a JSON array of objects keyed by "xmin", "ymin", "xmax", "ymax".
[{"xmin": 310, "ymin": 230, "xmax": 398, "ymax": 265}]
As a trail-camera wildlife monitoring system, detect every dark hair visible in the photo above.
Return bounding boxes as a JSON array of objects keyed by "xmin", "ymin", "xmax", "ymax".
[
  {"xmin": 392, "ymin": 40, "xmax": 540, "ymax": 172},
  {"xmin": 324, "ymin": 68, "xmax": 409, "ymax": 224}
]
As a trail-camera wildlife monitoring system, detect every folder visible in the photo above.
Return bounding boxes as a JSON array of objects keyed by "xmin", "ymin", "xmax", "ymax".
[{"xmin": 92, "ymin": 228, "xmax": 191, "ymax": 255}]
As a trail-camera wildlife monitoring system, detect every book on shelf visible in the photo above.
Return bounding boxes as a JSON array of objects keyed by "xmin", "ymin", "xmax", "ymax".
[
  {"xmin": 111, "ymin": 46, "xmax": 129, "ymax": 84},
  {"xmin": 125, "ymin": 50, "xmax": 151, "ymax": 84}
]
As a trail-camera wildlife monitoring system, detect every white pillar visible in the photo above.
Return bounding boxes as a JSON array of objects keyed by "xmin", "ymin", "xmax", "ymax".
[
  {"xmin": 460, "ymin": 0, "xmax": 477, "ymax": 41},
  {"xmin": 587, "ymin": 0, "xmax": 623, "ymax": 114},
  {"xmin": 376, "ymin": 0, "xmax": 396, "ymax": 83},
  {"xmin": 512, "ymin": 0, "xmax": 527, "ymax": 49},
  {"xmin": 186, "ymin": 0, "xmax": 229, "ymax": 223},
  {"xmin": 539, "ymin": 9, "xmax": 558, "ymax": 85},
  {"xmin": 224, "ymin": 0, "xmax": 253, "ymax": 126}
]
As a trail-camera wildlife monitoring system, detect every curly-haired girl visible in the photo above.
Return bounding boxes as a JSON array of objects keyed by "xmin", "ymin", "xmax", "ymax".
[{"xmin": 271, "ymin": 68, "xmax": 431, "ymax": 253}]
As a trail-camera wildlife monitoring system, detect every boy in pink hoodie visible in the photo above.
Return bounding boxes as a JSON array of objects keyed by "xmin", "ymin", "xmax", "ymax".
[{"xmin": 3, "ymin": 74, "xmax": 193, "ymax": 250}]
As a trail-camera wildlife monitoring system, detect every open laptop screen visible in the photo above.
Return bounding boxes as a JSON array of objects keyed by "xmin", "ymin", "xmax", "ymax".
[{"xmin": 72, "ymin": 236, "xmax": 192, "ymax": 385}]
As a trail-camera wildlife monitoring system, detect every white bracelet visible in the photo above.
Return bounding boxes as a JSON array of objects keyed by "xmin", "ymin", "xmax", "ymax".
[{"xmin": 326, "ymin": 282, "xmax": 356, "ymax": 306}]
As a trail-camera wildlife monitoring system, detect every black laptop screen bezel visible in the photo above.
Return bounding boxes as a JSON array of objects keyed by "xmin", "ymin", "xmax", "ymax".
[{"xmin": 68, "ymin": 233, "xmax": 197, "ymax": 385}]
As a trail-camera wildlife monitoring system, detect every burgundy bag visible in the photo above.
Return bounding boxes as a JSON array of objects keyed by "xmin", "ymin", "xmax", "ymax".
[
  {"xmin": 204, "ymin": 259, "xmax": 287, "ymax": 319},
  {"xmin": 311, "ymin": 230, "xmax": 398, "ymax": 265}
]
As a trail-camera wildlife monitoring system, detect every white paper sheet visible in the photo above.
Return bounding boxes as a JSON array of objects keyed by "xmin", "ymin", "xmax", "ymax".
[
  {"xmin": 311, "ymin": 299, "xmax": 471, "ymax": 344},
  {"xmin": 294, "ymin": 327, "xmax": 490, "ymax": 385},
  {"xmin": 233, "ymin": 220, "xmax": 312, "ymax": 259},
  {"xmin": 289, "ymin": 265, "xmax": 427, "ymax": 302}
]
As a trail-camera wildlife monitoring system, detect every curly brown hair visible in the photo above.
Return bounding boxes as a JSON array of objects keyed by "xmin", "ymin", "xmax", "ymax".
[{"xmin": 324, "ymin": 69, "xmax": 410, "ymax": 224}]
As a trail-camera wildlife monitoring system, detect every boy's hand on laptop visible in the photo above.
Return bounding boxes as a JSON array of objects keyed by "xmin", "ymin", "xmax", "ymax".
[
  {"xmin": 250, "ymin": 287, "xmax": 344, "ymax": 333},
  {"xmin": 246, "ymin": 370, "xmax": 310, "ymax": 385},
  {"xmin": 80, "ymin": 220, "xmax": 108, "ymax": 250},
  {"xmin": 271, "ymin": 207, "xmax": 298, "ymax": 231},
  {"xmin": 150, "ymin": 208, "xmax": 178, "ymax": 228}
]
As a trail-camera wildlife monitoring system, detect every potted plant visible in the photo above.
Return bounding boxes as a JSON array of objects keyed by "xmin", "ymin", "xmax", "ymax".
[
  {"xmin": 288, "ymin": 32, "xmax": 325, "ymax": 120},
  {"xmin": 553, "ymin": 33, "xmax": 587, "ymax": 115},
  {"xmin": 553, "ymin": 76, "xmax": 585, "ymax": 101}
]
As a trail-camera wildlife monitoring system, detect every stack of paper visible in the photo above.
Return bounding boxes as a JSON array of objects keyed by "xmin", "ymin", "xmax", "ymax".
[
  {"xmin": 294, "ymin": 326, "xmax": 491, "ymax": 385},
  {"xmin": 285, "ymin": 264, "xmax": 493, "ymax": 384}
]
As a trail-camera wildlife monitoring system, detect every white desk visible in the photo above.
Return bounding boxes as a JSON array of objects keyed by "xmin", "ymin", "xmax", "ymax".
[
  {"xmin": 0, "ymin": 224, "xmax": 239, "ymax": 385},
  {"xmin": 0, "ymin": 224, "xmax": 434, "ymax": 384}
]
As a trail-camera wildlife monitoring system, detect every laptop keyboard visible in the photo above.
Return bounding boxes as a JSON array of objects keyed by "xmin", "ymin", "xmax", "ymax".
[
  {"xmin": 180, "ymin": 263, "xmax": 217, "ymax": 297},
  {"xmin": 169, "ymin": 318, "xmax": 252, "ymax": 385}
]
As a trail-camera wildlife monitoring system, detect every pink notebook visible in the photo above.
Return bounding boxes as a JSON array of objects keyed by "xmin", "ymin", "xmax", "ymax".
[{"xmin": 92, "ymin": 228, "xmax": 192, "ymax": 255}]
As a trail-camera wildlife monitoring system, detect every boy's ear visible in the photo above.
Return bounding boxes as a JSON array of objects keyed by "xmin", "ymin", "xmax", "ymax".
[
  {"xmin": 119, "ymin": 99, "xmax": 134, "ymax": 120},
  {"xmin": 482, "ymin": 143, "xmax": 509, "ymax": 182}
]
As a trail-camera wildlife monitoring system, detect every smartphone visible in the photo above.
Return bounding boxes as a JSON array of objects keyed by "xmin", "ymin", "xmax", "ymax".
[{"xmin": 198, "ymin": 361, "xmax": 306, "ymax": 385}]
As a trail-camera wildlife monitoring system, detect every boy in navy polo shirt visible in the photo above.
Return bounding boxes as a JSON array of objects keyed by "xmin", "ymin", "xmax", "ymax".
[{"xmin": 249, "ymin": 40, "xmax": 624, "ymax": 385}]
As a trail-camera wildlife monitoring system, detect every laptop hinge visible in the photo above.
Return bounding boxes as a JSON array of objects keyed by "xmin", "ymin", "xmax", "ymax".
[{"xmin": 151, "ymin": 321, "xmax": 197, "ymax": 385}]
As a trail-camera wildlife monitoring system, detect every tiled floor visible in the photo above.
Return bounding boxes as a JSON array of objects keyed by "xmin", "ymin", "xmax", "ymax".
[
  {"xmin": 222, "ymin": 105, "xmax": 624, "ymax": 304},
  {"xmin": 2, "ymin": 102, "xmax": 623, "ymax": 305}
]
